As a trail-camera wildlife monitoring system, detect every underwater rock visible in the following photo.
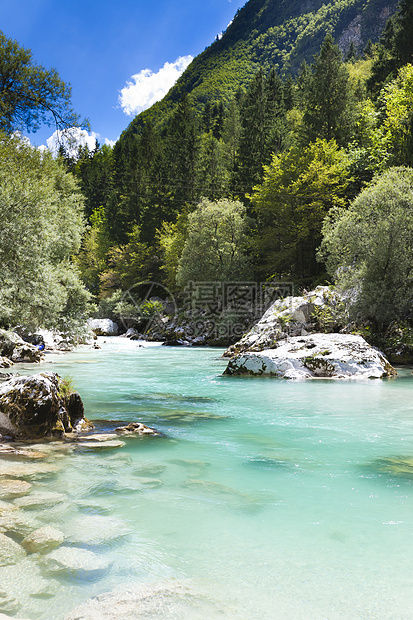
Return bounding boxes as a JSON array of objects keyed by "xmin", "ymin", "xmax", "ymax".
[
  {"xmin": 0, "ymin": 372, "xmax": 92, "ymax": 439},
  {"xmin": 0, "ymin": 533, "xmax": 26, "ymax": 566},
  {"xmin": 21, "ymin": 526, "xmax": 64, "ymax": 554},
  {"xmin": 41, "ymin": 547, "xmax": 113, "ymax": 579},
  {"xmin": 64, "ymin": 581, "xmax": 234, "ymax": 620},
  {"xmin": 14, "ymin": 491, "xmax": 66, "ymax": 510},
  {"xmin": 224, "ymin": 333, "xmax": 396, "ymax": 379},
  {"xmin": 0, "ymin": 479, "xmax": 31, "ymax": 499},
  {"xmin": 63, "ymin": 515, "xmax": 131, "ymax": 548},
  {"xmin": 0, "ymin": 511, "xmax": 42, "ymax": 537}
]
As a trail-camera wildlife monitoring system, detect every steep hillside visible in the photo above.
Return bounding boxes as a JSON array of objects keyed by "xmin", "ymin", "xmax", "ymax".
[{"xmin": 124, "ymin": 0, "xmax": 398, "ymax": 136}]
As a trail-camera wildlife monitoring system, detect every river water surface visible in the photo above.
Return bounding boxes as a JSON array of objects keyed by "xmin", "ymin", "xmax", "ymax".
[{"xmin": 6, "ymin": 337, "xmax": 413, "ymax": 618}]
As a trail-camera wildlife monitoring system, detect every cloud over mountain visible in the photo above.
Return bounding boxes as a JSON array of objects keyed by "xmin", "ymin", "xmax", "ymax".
[{"xmin": 119, "ymin": 56, "xmax": 193, "ymax": 116}]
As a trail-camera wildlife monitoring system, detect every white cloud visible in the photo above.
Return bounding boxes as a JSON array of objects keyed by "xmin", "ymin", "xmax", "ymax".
[
  {"xmin": 104, "ymin": 137, "xmax": 117, "ymax": 147},
  {"xmin": 43, "ymin": 128, "xmax": 97, "ymax": 158},
  {"xmin": 119, "ymin": 55, "xmax": 193, "ymax": 117}
]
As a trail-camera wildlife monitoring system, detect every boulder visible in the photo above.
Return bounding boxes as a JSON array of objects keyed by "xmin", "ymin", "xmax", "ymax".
[
  {"xmin": 87, "ymin": 318, "xmax": 119, "ymax": 336},
  {"xmin": 0, "ymin": 533, "xmax": 26, "ymax": 566},
  {"xmin": 0, "ymin": 359, "xmax": 13, "ymax": 369},
  {"xmin": 223, "ymin": 286, "xmax": 344, "ymax": 357},
  {"xmin": 21, "ymin": 526, "xmax": 64, "ymax": 554},
  {"xmin": 0, "ymin": 329, "xmax": 44, "ymax": 364},
  {"xmin": 224, "ymin": 333, "xmax": 396, "ymax": 379},
  {"xmin": 41, "ymin": 547, "xmax": 112, "ymax": 579},
  {"xmin": 0, "ymin": 373, "xmax": 93, "ymax": 439},
  {"xmin": 115, "ymin": 422, "xmax": 159, "ymax": 436},
  {"xmin": 0, "ymin": 479, "xmax": 31, "ymax": 499}
]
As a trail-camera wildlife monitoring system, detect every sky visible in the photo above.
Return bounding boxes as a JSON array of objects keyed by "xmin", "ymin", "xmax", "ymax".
[{"xmin": 0, "ymin": 0, "xmax": 246, "ymax": 151}]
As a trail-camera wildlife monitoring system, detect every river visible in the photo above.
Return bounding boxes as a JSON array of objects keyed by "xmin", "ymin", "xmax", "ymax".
[{"xmin": 5, "ymin": 337, "xmax": 413, "ymax": 618}]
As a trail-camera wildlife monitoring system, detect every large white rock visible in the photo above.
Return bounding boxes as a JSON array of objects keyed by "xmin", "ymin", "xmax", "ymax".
[
  {"xmin": 87, "ymin": 319, "xmax": 119, "ymax": 336},
  {"xmin": 224, "ymin": 286, "xmax": 342, "ymax": 357},
  {"xmin": 224, "ymin": 333, "xmax": 396, "ymax": 379}
]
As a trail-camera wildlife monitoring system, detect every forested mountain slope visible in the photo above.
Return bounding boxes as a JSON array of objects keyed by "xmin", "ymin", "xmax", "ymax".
[{"xmin": 124, "ymin": 0, "xmax": 398, "ymax": 136}]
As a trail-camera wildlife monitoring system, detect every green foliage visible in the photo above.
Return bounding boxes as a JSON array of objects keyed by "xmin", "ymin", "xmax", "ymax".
[
  {"xmin": 319, "ymin": 167, "xmax": 413, "ymax": 330},
  {"xmin": 58, "ymin": 375, "xmax": 76, "ymax": 403},
  {"xmin": 301, "ymin": 34, "xmax": 355, "ymax": 145},
  {"xmin": 0, "ymin": 30, "xmax": 83, "ymax": 134},
  {"xmin": 176, "ymin": 197, "xmax": 252, "ymax": 288},
  {"xmin": 379, "ymin": 63, "xmax": 413, "ymax": 165},
  {"xmin": 0, "ymin": 133, "xmax": 93, "ymax": 331},
  {"xmin": 250, "ymin": 138, "xmax": 350, "ymax": 283}
]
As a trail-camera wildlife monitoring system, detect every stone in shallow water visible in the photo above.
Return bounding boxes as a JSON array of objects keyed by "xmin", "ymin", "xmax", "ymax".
[
  {"xmin": 63, "ymin": 515, "xmax": 131, "ymax": 548},
  {"xmin": 0, "ymin": 479, "xmax": 31, "ymax": 499},
  {"xmin": 0, "ymin": 461, "xmax": 61, "ymax": 479},
  {"xmin": 0, "ymin": 511, "xmax": 41, "ymax": 537},
  {"xmin": 64, "ymin": 581, "xmax": 238, "ymax": 620},
  {"xmin": 132, "ymin": 463, "xmax": 166, "ymax": 477},
  {"xmin": 0, "ymin": 533, "xmax": 26, "ymax": 566},
  {"xmin": 14, "ymin": 491, "xmax": 66, "ymax": 510},
  {"xmin": 41, "ymin": 547, "xmax": 112, "ymax": 579},
  {"xmin": 0, "ymin": 590, "xmax": 20, "ymax": 614},
  {"xmin": 22, "ymin": 526, "xmax": 64, "ymax": 554},
  {"xmin": 75, "ymin": 439, "xmax": 126, "ymax": 450}
]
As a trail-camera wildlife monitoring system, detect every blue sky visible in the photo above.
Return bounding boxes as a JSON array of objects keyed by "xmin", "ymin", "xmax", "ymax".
[{"xmin": 0, "ymin": 0, "xmax": 246, "ymax": 149}]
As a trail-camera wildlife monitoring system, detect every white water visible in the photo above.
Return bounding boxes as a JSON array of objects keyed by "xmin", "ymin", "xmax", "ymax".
[{"xmin": 3, "ymin": 337, "xmax": 413, "ymax": 619}]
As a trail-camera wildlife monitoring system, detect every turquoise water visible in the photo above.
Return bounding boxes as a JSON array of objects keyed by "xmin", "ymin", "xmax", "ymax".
[{"xmin": 6, "ymin": 337, "xmax": 413, "ymax": 619}]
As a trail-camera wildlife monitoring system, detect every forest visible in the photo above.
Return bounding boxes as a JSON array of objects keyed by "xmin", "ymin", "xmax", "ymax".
[{"xmin": 1, "ymin": 0, "xmax": 413, "ymax": 350}]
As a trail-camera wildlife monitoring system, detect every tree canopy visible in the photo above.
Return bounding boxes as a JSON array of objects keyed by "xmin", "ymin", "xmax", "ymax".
[
  {"xmin": 319, "ymin": 167, "xmax": 413, "ymax": 329},
  {"xmin": 0, "ymin": 30, "xmax": 81, "ymax": 134},
  {"xmin": 0, "ymin": 134, "xmax": 92, "ymax": 331}
]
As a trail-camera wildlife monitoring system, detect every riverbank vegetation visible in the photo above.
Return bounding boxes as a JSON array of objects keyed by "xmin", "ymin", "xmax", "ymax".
[{"xmin": 1, "ymin": 0, "xmax": 413, "ymax": 352}]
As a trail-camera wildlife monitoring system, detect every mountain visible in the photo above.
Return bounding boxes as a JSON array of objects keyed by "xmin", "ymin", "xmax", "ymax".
[{"xmin": 123, "ymin": 0, "xmax": 399, "ymax": 137}]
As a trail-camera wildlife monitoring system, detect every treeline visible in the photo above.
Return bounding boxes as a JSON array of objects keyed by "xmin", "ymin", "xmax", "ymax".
[{"xmin": 67, "ymin": 0, "xmax": 413, "ymax": 332}]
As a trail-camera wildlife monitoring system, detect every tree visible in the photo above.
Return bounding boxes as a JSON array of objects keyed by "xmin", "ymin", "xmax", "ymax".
[
  {"xmin": 250, "ymin": 138, "xmax": 350, "ymax": 283},
  {"xmin": 0, "ymin": 31, "xmax": 81, "ymax": 134},
  {"xmin": 379, "ymin": 63, "xmax": 413, "ymax": 166},
  {"xmin": 302, "ymin": 34, "xmax": 354, "ymax": 145},
  {"xmin": 319, "ymin": 167, "xmax": 413, "ymax": 330},
  {"xmin": 176, "ymin": 198, "xmax": 251, "ymax": 287},
  {"xmin": 0, "ymin": 133, "xmax": 92, "ymax": 331}
]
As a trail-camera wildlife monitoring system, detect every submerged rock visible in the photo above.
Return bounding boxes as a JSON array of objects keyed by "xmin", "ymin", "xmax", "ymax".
[
  {"xmin": 63, "ymin": 515, "xmax": 131, "ymax": 548},
  {"xmin": 224, "ymin": 334, "xmax": 396, "ymax": 379},
  {"xmin": 0, "ymin": 533, "xmax": 26, "ymax": 566},
  {"xmin": 0, "ymin": 479, "xmax": 31, "ymax": 499},
  {"xmin": 21, "ymin": 526, "xmax": 64, "ymax": 554},
  {"xmin": 0, "ymin": 373, "xmax": 93, "ymax": 439},
  {"xmin": 41, "ymin": 547, "xmax": 112, "ymax": 579},
  {"xmin": 64, "ymin": 581, "xmax": 235, "ymax": 620}
]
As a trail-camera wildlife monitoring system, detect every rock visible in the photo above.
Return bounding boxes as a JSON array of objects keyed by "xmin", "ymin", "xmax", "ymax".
[
  {"xmin": 76, "ymin": 439, "xmax": 126, "ymax": 450},
  {"xmin": 0, "ymin": 372, "xmax": 92, "ymax": 439},
  {"xmin": 0, "ymin": 511, "xmax": 41, "ymax": 537},
  {"xmin": 0, "ymin": 444, "xmax": 46, "ymax": 459},
  {"xmin": 64, "ymin": 581, "xmax": 232, "ymax": 619},
  {"xmin": 0, "ymin": 460, "xmax": 61, "ymax": 479},
  {"xmin": 21, "ymin": 526, "xmax": 64, "ymax": 554},
  {"xmin": 63, "ymin": 515, "xmax": 131, "ymax": 548},
  {"xmin": 0, "ymin": 591, "xmax": 20, "ymax": 615},
  {"xmin": 0, "ymin": 533, "xmax": 26, "ymax": 566},
  {"xmin": 115, "ymin": 422, "xmax": 159, "ymax": 436},
  {"xmin": 87, "ymin": 319, "xmax": 119, "ymax": 336},
  {"xmin": 0, "ymin": 329, "xmax": 44, "ymax": 364},
  {"xmin": 224, "ymin": 334, "xmax": 396, "ymax": 379},
  {"xmin": 0, "ymin": 359, "xmax": 13, "ymax": 369},
  {"xmin": 223, "ymin": 286, "xmax": 344, "ymax": 357},
  {"xmin": 0, "ymin": 479, "xmax": 31, "ymax": 499},
  {"xmin": 14, "ymin": 491, "xmax": 65, "ymax": 510},
  {"xmin": 41, "ymin": 547, "xmax": 112, "ymax": 579}
]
